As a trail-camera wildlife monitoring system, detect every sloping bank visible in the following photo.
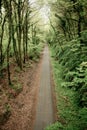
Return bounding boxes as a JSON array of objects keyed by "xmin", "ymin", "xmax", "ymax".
[{"xmin": 45, "ymin": 47, "xmax": 87, "ymax": 130}]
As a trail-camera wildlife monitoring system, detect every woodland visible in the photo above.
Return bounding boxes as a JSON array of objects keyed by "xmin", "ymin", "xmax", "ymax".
[
  {"xmin": 46, "ymin": 0, "xmax": 87, "ymax": 129},
  {"xmin": 0, "ymin": 0, "xmax": 87, "ymax": 130}
]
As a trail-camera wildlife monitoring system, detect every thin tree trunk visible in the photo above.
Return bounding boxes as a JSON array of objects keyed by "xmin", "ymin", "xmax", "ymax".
[
  {"xmin": 7, "ymin": 0, "xmax": 12, "ymax": 85},
  {"xmin": 18, "ymin": 0, "xmax": 22, "ymax": 69},
  {"xmin": 25, "ymin": 13, "xmax": 28, "ymax": 57},
  {"xmin": 23, "ymin": 25, "xmax": 26, "ymax": 63},
  {"xmin": 0, "ymin": 16, "xmax": 6, "ymax": 75},
  {"xmin": 7, "ymin": 33, "xmax": 11, "ymax": 85}
]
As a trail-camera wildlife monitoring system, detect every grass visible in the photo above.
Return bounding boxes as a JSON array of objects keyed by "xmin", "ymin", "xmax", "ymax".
[{"xmin": 45, "ymin": 47, "xmax": 83, "ymax": 130}]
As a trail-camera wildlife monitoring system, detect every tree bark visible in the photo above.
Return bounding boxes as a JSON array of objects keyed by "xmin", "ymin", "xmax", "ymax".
[{"xmin": 0, "ymin": 15, "xmax": 6, "ymax": 75}]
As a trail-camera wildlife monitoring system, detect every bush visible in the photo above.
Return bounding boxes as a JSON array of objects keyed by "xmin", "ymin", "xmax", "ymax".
[
  {"xmin": 29, "ymin": 43, "xmax": 43, "ymax": 61},
  {"xmin": 45, "ymin": 122, "xmax": 63, "ymax": 130},
  {"xmin": 49, "ymin": 46, "xmax": 87, "ymax": 130}
]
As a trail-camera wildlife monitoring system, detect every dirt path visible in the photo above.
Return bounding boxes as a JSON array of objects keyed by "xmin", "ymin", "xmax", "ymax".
[
  {"xmin": 33, "ymin": 45, "xmax": 54, "ymax": 130},
  {"xmin": 0, "ymin": 45, "xmax": 54, "ymax": 130},
  {"xmin": 0, "ymin": 59, "xmax": 42, "ymax": 130}
]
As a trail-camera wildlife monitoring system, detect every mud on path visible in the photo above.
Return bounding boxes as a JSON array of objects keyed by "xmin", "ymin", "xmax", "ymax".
[{"xmin": 0, "ymin": 58, "xmax": 42, "ymax": 130}]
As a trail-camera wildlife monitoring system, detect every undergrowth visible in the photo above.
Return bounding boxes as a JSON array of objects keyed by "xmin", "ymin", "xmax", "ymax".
[
  {"xmin": 29, "ymin": 43, "xmax": 43, "ymax": 61},
  {"xmin": 45, "ymin": 47, "xmax": 87, "ymax": 130}
]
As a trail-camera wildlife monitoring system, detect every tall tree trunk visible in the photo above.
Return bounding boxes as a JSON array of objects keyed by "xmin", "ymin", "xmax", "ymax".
[
  {"xmin": 7, "ymin": 30, "xmax": 11, "ymax": 85},
  {"xmin": 18, "ymin": 0, "xmax": 22, "ymax": 69},
  {"xmin": 7, "ymin": 0, "xmax": 12, "ymax": 85},
  {"xmin": 12, "ymin": 25, "xmax": 20, "ymax": 66},
  {"xmin": 25, "ymin": 13, "xmax": 28, "ymax": 57},
  {"xmin": 0, "ymin": 16, "xmax": 6, "ymax": 75},
  {"xmin": 23, "ymin": 25, "xmax": 26, "ymax": 63},
  {"xmin": 0, "ymin": 0, "xmax": 2, "ymax": 13}
]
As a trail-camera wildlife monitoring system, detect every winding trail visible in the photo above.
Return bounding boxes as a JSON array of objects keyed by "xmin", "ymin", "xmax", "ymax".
[{"xmin": 34, "ymin": 45, "xmax": 54, "ymax": 130}]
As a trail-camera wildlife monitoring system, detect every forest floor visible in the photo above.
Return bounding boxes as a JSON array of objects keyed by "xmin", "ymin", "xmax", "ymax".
[
  {"xmin": 0, "ymin": 56, "xmax": 42, "ymax": 130},
  {"xmin": 0, "ymin": 46, "xmax": 56, "ymax": 130}
]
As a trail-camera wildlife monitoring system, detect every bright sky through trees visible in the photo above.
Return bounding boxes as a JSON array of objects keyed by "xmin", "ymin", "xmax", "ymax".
[
  {"xmin": 29, "ymin": 0, "xmax": 50, "ymax": 26},
  {"xmin": 40, "ymin": 5, "xmax": 50, "ymax": 24}
]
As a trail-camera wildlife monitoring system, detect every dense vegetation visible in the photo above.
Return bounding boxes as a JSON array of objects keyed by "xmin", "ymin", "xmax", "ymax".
[
  {"xmin": 0, "ymin": 0, "xmax": 44, "ymax": 85},
  {"xmin": 0, "ymin": 0, "xmax": 87, "ymax": 129},
  {"xmin": 0, "ymin": 0, "xmax": 44, "ymax": 126},
  {"xmin": 45, "ymin": 0, "xmax": 87, "ymax": 129}
]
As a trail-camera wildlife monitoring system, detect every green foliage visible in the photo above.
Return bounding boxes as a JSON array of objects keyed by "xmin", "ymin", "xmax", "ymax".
[
  {"xmin": 45, "ymin": 122, "xmax": 63, "ymax": 130},
  {"xmin": 29, "ymin": 43, "xmax": 43, "ymax": 61},
  {"xmin": 15, "ymin": 67, "xmax": 21, "ymax": 73},
  {"xmin": 78, "ymin": 107, "xmax": 87, "ymax": 129},
  {"xmin": 5, "ymin": 103, "xmax": 11, "ymax": 114},
  {"xmin": 0, "ymin": 0, "xmax": 45, "ymax": 84},
  {"xmin": 50, "ymin": 35, "xmax": 87, "ymax": 108},
  {"xmin": 60, "ymin": 62, "xmax": 87, "ymax": 107},
  {"xmin": 0, "ymin": 103, "xmax": 11, "ymax": 125},
  {"xmin": 10, "ymin": 83, "xmax": 22, "ymax": 94},
  {"xmin": 48, "ymin": 0, "xmax": 87, "ymax": 129},
  {"xmin": 48, "ymin": 47, "xmax": 87, "ymax": 130}
]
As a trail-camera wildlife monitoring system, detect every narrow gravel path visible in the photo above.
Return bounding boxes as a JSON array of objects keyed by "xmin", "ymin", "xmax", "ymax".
[{"xmin": 34, "ymin": 45, "xmax": 54, "ymax": 130}]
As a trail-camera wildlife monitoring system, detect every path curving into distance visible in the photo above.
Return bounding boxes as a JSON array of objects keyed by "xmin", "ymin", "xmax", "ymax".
[{"xmin": 34, "ymin": 45, "xmax": 54, "ymax": 130}]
